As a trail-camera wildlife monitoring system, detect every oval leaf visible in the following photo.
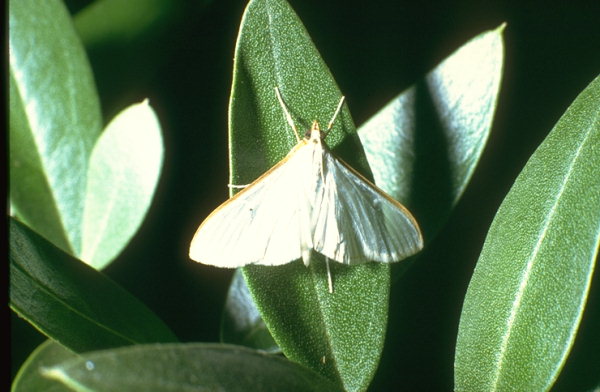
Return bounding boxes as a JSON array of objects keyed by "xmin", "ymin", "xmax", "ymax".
[
  {"xmin": 220, "ymin": 270, "xmax": 279, "ymax": 352},
  {"xmin": 81, "ymin": 100, "xmax": 164, "ymax": 269},
  {"xmin": 228, "ymin": 0, "xmax": 389, "ymax": 390},
  {"xmin": 12, "ymin": 341, "xmax": 76, "ymax": 392},
  {"xmin": 9, "ymin": 0, "xmax": 102, "ymax": 254},
  {"xmin": 222, "ymin": 22, "xmax": 505, "ymax": 387},
  {"xmin": 358, "ymin": 24, "xmax": 505, "ymax": 239},
  {"xmin": 455, "ymin": 75, "xmax": 600, "ymax": 391},
  {"xmin": 42, "ymin": 343, "xmax": 343, "ymax": 392},
  {"xmin": 9, "ymin": 218, "xmax": 178, "ymax": 352}
]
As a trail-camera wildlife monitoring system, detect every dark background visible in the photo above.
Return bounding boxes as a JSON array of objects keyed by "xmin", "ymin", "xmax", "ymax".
[{"xmin": 11, "ymin": 0, "xmax": 600, "ymax": 390}]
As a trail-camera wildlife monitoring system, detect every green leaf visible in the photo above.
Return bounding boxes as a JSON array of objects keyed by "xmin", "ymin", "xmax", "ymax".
[
  {"xmin": 9, "ymin": 0, "xmax": 102, "ymax": 255},
  {"xmin": 9, "ymin": 218, "xmax": 178, "ymax": 352},
  {"xmin": 220, "ymin": 270, "xmax": 280, "ymax": 353},
  {"xmin": 358, "ymin": 24, "xmax": 505, "ymax": 240},
  {"xmin": 80, "ymin": 100, "xmax": 163, "ymax": 269},
  {"xmin": 12, "ymin": 341, "xmax": 75, "ymax": 392},
  {"xmin": 455, "ymin": 75, "xmax": 600, "ymax": 391},
  {"xmin": 42, "ymin": 343, "xmax": 343, "ymax": 392},
  {"xmin": 229, "ymin": 1, "xmax": 367, "ymax": 181},
  {"xmin": 229, "ymin": 0, "xmax": 386, "ymax": 390},
  {"xmin": 223, "ymin": 19, "xmax": 505, "ymax": 389}
]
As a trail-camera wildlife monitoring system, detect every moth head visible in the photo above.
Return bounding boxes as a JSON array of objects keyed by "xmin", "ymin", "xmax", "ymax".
[{"xmin": 306, "ymin": 120, "xmax": 325, "ymax": 143}]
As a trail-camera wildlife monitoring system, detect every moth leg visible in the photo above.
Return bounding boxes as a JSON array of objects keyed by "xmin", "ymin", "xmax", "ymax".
[{"xmin": 326, "ymin": 257, "xmax": 334, "ymax": 293}]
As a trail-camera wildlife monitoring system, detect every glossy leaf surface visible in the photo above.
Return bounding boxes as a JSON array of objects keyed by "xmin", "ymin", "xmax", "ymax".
[
  {"xmin": 223, "ymin": 20, "xmax": 505, "ymax": 391},
  {"xmin": 9, "ymin": 0, "xmax": 102, "ymax": 254},
  {"xmin": 80, "ymin": 100, "xmax": 163, "ymax": 269},
  {"xmin": 10, "ymin": 218, "xmax": 178, "ymax": 353},
  {"xmin": 43, "ymin": 343, "xmax": 342, "ymax": 392},
  {"xmin": 359, "ymin": 25, "xmax": 505, "ymax": 239},
  {"xmin": 455, "ymin": 75, "xmax": 600, "ymax": 391},
  {"xmin": 229, "ymin": 0, "xmax": 385, "ymax": 390},
  {"xmin": 220, "ymin": 270, "xmax": 279, "ymax": 352},
  {"xmin": 12, "ymin": 341, "xmax": 75, "ymax": 392}
]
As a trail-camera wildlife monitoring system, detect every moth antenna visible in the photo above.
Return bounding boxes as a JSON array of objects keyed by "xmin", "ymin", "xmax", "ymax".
[
  {"xmin": 275, "ymin": 87, "xmax": 301, "ymax": 142},
  {"xmin": 326, "ymin": 96, "xmax": 346, "ymax": 133},
  {"xmin": 326, "ymin": 257, "xmax": 334, "ymax": 293}
]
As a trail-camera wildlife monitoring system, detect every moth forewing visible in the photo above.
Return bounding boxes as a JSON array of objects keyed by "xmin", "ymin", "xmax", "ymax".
[{"xmin": 189, "ymin": 140, "xmax": 310, "ymax": 267}]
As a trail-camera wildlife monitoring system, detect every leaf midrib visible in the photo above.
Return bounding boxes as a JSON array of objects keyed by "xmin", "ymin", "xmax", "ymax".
[
  {"xmin": 11, "ymin": 254, "xmax": 138, "ymax": 347},
  {"xmin": 9, "ymin": 55, "xmax": 73, "ymax": 254},
  {"xmin": 490, "ymin": 116, "xmax": 597, "ymax": 391}
]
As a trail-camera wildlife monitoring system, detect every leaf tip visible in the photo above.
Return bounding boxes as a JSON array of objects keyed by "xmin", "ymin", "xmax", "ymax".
[
  {"xmin": 39, "ymin": 365, "xmax": 62, "ymax": 382},
  {"xmin": 496, "ymin": 22, "xmax": 508, "ymax": 34}
]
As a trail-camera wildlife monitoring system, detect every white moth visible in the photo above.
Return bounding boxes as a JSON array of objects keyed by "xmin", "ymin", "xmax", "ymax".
[{"xmin": 189, "ymin": 87, "xmax": 423, "ymax": 292}]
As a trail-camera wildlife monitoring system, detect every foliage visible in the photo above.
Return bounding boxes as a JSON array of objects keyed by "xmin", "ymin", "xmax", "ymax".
[{"xmin": 10, "ymin": 0, "xmax": 599, "ymax": 390}]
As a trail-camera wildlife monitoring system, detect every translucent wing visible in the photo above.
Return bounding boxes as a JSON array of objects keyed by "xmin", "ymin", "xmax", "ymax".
[
  {"xmin": 312, "ymin": 151, "xmax": 423, "ymax": 265},
  {"xmin": 190, "ymin": 137, "xmax": 423, "ymax": 268},
  {"xmin": 189, "ymin": 144, "xmax": 312, "ymax": 267}
]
